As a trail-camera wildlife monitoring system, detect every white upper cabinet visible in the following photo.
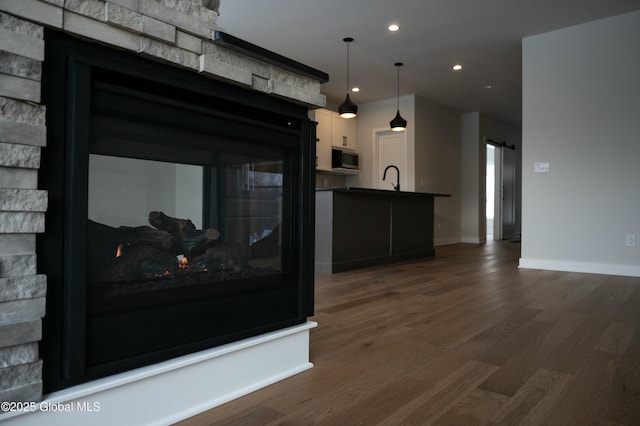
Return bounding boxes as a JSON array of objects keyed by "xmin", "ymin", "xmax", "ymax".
[
  {"xmin": 309, "ymin": 109, "xmax": 358, "ymax": 171},
  {"xmin": 331, "ymin": 113, "xmax": 357, "ymax": 150}
]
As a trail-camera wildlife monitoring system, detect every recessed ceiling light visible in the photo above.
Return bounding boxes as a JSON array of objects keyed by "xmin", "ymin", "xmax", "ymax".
[
  {"xmin": 484, "ymin": 84, "xmax": 493, "ymax": 90},
  {"xmin": 452, "ymin": 64, "xmax": 463, "ymax": 71},
  {"xmin": 351, "ymin": 87, "xmax": 360, "ymax": 92},
  {"xmin": 388, "ymin": 24, "xmax": 400, "ymax": 32}
]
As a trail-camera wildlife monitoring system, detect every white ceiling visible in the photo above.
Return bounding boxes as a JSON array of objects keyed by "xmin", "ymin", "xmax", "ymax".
[{"xmin": 216, "ymin": 1, "xmax": 640, "ymax": 125}]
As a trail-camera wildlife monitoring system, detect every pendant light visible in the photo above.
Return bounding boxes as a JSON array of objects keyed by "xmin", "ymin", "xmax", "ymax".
[
  {"xmin": 338, "ymin": 37, "xmax": 357, "ymax": 119},
  {"xmin": 390, "ymin": 62, "xmax": 407, "ymax": 131}
]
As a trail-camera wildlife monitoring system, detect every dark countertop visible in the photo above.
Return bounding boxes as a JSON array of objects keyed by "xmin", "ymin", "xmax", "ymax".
[{"xmin": 316, "ymin": 187, "xmax": 451, "ymax": 198}]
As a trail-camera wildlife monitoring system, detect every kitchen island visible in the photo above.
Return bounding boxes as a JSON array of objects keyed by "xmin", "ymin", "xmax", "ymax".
[{"xmin": 315, "ymin": 187, "xmax": 450, "ymax": 273}]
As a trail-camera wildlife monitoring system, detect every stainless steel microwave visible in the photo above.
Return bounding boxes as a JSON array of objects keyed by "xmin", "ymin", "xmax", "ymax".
[{"xmin": 331, "ymin": 147, "xmax": 359, "ymax": 172}]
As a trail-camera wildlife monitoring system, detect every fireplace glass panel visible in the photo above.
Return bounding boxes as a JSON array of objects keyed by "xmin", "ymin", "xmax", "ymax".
[{"xmin": 86, "ymin": 151, "xmax": 286, "ymax": 314}]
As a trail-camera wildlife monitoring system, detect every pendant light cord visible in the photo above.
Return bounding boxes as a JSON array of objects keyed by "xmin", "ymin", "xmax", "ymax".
[
  {"xmin": 346, "ymin": 41, "xmax": 350, "ymax": 92},
  {"xmin": 396, "ymin": 65, "xmax": 400, "ymax": 109},
  {"xmin": 344, "ymin": 37, "xmax": 353, "ymax": 94},
  {"xmin": 394, "ymin": 62, "xmax": 403, "ymax": 109}
]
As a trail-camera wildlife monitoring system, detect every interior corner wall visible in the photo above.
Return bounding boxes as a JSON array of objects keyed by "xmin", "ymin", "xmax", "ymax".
[
  {"xmin": 414, "ymin": 95, "xmax": 462, "ymax": 245},
  {"xmin": 461, "ymin": 112, "xmax": 483, "ymax": 243},
  {"xmin": 520, "ymin": 10, "xmax": 640, "ymax": 276}
]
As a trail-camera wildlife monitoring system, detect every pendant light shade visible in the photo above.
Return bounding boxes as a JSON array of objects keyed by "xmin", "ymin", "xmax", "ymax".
[
  {"xmin": 390, "ymin": 109, "xmax": 407, "ymax": 131},
  {"xmin": 339, "ymin": 93, "xmax": 358, "ymax": 119},
  {"xmin": 339, "ymin": 37, "xmax": 357, "ymax": 119},
  {"xmin": 390, "ymin": 62, "xmax": 407, "ymax": 131}
]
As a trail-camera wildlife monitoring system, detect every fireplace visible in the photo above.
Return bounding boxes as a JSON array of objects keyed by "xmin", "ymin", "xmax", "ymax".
[{"xmin": 38, "ymin": 31, "xmax": 316, "ymax": 392}]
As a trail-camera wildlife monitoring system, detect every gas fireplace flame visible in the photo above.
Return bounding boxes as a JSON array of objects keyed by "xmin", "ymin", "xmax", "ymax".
[
  {"xmin": 115, "ymin": 243, "xmax": 123, "ymax": 258},
  {"xmin": 177, "ymin": 254, "xmax": 189, "ymax": 270}
]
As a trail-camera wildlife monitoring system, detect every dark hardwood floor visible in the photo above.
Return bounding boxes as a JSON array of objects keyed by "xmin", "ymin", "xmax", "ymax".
[{"xmin": 177, "ymin": 241, "xmax": 640, "ymax": 425}]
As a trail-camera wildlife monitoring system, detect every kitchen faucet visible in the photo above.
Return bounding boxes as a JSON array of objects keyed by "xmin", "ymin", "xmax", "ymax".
[{"xmin": 383, "ymin": 165, "xmax": 400, "ymax": 191}]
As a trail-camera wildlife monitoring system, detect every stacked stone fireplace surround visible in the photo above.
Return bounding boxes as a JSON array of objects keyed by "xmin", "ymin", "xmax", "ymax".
[{"xmin": 0, "ymin": 0, "xmax": 324, "ymax": 420}]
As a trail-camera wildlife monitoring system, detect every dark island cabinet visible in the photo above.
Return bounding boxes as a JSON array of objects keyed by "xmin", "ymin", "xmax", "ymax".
[{"xmin": 315, "ymin": 187, "xmax": 449, "ymax": 273}]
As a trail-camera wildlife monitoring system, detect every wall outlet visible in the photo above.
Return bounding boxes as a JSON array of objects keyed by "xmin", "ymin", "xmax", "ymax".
[{"xmin": 626, "ymin": 234, "xmax": 636, "ymax": 247}]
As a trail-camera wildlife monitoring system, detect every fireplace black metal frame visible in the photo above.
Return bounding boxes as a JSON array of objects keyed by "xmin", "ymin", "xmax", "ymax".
[{"xmin": 39, "ymin": 31, "xmax": 316, "ymax": 392}]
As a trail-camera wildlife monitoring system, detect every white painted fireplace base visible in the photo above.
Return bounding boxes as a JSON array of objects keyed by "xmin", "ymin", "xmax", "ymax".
[{"xmin": 0, "ymin": 321, "xmax": 317, "ymax": 426}]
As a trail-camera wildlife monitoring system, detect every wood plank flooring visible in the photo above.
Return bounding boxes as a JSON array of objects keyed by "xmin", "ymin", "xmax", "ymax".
[{"xmin": 176, "ymin": 242, "xmax": 640, "ymax": 425}]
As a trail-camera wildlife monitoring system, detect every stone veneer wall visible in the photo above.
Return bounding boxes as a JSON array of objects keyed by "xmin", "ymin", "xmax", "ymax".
[{"xmin": 0, "ymin": 0, "xmax": 325, "ymax": 405}]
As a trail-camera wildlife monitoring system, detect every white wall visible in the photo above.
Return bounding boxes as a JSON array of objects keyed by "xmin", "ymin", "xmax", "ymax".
[
  {"xmin": 520, "ymin": 11, "xmax": 640, "ymax": 276},
  {"xmin": 175, "ymin": 163, "xmax": 204, "ymax": 228}
]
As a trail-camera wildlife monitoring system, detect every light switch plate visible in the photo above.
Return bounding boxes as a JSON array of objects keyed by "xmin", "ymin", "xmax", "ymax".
[
  {"xmin": 534, "ymin": 162, "xmax": 550, "ymax": 173},
  {"xmin": 626, "ymin": 234, "xmax": 636, "ymax": 247}
]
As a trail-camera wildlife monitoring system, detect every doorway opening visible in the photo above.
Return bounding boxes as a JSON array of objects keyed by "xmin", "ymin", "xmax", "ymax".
[
  {"xmin": 486, "ymin": 144, "xmax": 497, "ymax": 239},
  {"xmin": 485, "ymin": 138, "xmax": 516, "ymax": 242}
]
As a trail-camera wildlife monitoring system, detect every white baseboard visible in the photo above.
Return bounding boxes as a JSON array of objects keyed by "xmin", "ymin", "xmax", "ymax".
[
  {"xmin": 434, "ymin": 237, "xmax": 461, "ymax": 246},
  {"xmin": 314, "ymin": 260, "xmax": 332, "ymax": 274},
  {"xmin": 461, "ymin": 237, "xmax": 484, "ymax": 244},
  {"xmin": 519, "ymin": 258, "xmax": 640, "ymax": 277},
  {"xmin": 1, "ymin": 321, "xmax": 317, "ymax": 426}
]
